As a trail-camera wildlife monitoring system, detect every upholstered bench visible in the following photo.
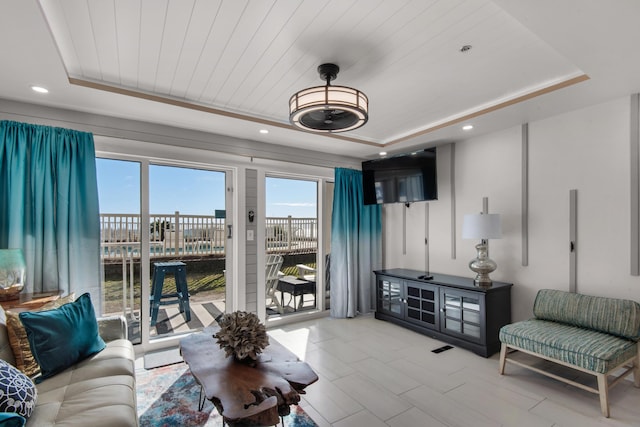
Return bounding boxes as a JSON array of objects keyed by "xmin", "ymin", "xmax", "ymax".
[{"xmin": 498, "ymin": 289, "xmax": 640, "ymax": 418}]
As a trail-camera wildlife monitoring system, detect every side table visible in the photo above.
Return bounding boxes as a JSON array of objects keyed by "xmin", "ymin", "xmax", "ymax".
[
  {"xmin": 277, "ymin": 276, "xmax": 316, "ymax": 312},
  {"xmin": 0, "ymin": 291, "xmax": 63, "ymax": 312}
]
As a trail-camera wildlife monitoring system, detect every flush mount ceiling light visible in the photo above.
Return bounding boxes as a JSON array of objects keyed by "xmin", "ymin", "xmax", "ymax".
[{"xmin": 289, "ymin": 63, "xmax": 368, "ymax": 133}]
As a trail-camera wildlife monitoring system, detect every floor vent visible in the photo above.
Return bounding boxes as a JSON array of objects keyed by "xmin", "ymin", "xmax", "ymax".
[{"xmin": 431, "ymin": 345, "xmax": 454, "ymax": 354}]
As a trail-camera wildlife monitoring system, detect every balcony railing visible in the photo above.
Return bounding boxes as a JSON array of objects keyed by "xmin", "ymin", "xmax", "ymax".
[{"xmin": 100, "ymin": 212, "xmax": 317, "ymax": 260}]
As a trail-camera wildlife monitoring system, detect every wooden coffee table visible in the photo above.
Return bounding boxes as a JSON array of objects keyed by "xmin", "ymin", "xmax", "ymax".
[{"xmin": 179, "ymin": 326, "xmax": 318, "ymax": 426}]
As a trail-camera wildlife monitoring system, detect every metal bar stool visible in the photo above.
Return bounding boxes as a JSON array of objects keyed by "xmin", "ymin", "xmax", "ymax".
[{"xmin": 150, "ymin": 261, "xmax": 191, "ymax": 326}]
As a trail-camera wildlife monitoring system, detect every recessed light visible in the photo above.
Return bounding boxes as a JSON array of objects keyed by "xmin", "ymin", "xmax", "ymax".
[
  {"xmin": 31, "ymin": 86, "xmax": 49, "ymax": 94},
  {"xmin": 462, "ymin": 124, "xmax": 473, "ymax": 131},
  {"xmin": 259, "ymin": 129, "xmax": 269, "ymax": 134},
  {"xmin": 379, "ymin": 151, "xmax": 387, "ymax": 156}
]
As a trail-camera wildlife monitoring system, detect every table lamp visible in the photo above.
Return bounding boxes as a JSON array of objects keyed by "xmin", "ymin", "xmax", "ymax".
[{"xmin": 462, "ymin": 213, "xmax": 502, "ymax": 287}]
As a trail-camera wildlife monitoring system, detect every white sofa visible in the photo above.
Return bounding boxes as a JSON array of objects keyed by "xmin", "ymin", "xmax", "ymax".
[{"xmin": 0, "ymin": 307, "xmax": 138, "ymax": 427}]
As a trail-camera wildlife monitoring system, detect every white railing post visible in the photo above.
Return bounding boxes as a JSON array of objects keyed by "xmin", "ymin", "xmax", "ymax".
[
  {"xmin": 174, "ymin": 211, "xmax": 180, "ymax": 255},
  {"xmin": 287, "ymin": 215, "xmax": 292, "ymax": 251}
]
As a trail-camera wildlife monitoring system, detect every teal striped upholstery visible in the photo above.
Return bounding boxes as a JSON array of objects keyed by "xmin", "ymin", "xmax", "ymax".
[
  {"xmin": 533, "ymin": 289, "xmax": 640, "ymax": 340},
  {"xmin": 500, "ymin": 319, "xmax": 638, "ymax": 373}
]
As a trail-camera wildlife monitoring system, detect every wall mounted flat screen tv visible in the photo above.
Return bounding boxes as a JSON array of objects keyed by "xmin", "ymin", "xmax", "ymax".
[{"xmin": 362, "ymin": 148, "xmax": 437, "ymax": 205}]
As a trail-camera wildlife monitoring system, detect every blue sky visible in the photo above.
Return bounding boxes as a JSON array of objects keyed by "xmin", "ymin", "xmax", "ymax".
[{"xmin": 95, "ymin": 158, "xmax": 317, "ymax": 217}]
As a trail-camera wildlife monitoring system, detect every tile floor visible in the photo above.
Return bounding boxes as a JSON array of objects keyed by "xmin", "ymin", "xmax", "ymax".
[{"xmin": 266, "ymin": 314, "xmax": 640, "ymax": 427}]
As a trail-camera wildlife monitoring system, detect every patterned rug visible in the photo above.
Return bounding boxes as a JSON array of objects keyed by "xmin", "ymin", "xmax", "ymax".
[{"xmin": 136, "ymin": 362, "xmax": 318, "ymax": 427}]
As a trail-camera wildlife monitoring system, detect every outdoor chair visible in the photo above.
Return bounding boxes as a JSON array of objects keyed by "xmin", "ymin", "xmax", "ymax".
[
  {"xmin": 265, "ymin": 254, "xmax": 284, "ymax": 314},
  {"xmin": 296, "ymin": 263, "xmax": 316, "ymax": 281}
]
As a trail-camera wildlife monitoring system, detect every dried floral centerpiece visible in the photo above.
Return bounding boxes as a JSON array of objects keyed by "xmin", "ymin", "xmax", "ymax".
[{"xmin": 214, "ymin": 311, "xmax": 269, "ymax": 364}]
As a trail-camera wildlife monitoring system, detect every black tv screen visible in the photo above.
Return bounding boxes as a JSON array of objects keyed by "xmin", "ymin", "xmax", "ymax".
[{"xmin": 362, "ymin": 148, "xmax": 437, "ymax": 205}]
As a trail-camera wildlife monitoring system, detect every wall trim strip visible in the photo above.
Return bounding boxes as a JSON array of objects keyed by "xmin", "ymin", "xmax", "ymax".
[
  {"xmin": 403, "ymin": 204, "xmax": 407, "ymax": 255},
  {"xmin": 425, "ymin": 203, "xmax": 430, "ymax": 273},
  {"xmin": 522, "ymin": 123, "xmax": 529, "ymax": 267},
  {"xmin": 631, "ymin": 94, "xmax": 640, "ymax": 276},
  {"xmin": 569, "ymin": 189, "xmax": 578, "ymax": 293},
  {"xmin": 483, "ymin": 197, "xmax": 489, "ymax": 256},
  {"xmin": 451, "ymin": 143, "xmax": 457, "ymax": 259}
]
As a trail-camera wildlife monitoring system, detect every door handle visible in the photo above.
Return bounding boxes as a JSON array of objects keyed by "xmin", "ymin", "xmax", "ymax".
[{"xmin": 227, "ymin": 225, "xmax": 232, "ymax": 239}]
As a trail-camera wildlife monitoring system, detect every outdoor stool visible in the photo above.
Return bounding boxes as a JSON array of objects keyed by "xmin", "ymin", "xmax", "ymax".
[{"xmin": 150, "ymin": 261, "xmax": 191, "ymax": 326}]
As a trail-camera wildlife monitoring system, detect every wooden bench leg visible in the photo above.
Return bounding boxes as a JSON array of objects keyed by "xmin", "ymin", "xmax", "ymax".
[
  {"xmin": 499, "ymin": 343, "xmax": 507, "ymax": 375},
  {"xmin": 596, "ymin": 373, "xmax": 610, "ymax": 418}
]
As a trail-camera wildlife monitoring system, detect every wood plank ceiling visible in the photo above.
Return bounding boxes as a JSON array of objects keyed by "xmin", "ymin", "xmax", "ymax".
[{"xmin": 36, "ymin": 0, "xmax": 585, "ymax": 155}]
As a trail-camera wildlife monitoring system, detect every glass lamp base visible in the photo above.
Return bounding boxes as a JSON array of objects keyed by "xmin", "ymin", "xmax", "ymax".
[{"xmin": 469, "ymin": 243, "xmax": 497, "ymax": 288}]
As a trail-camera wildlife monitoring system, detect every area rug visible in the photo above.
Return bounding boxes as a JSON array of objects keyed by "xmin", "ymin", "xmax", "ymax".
[{"xmin": 136, "ymin": 362, "xmax": 318, "ymax": 427}]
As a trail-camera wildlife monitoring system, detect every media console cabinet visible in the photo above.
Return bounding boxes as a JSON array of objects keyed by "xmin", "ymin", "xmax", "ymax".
[{"xmin": 374, "ymin": 269, "xmax": 513, "ymax": 357}]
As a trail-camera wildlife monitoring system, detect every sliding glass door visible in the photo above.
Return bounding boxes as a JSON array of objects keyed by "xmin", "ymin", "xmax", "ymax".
[
  {"xmin": 147, "ymin": 164, "xmax": 226, "ymax": 338},
  {"xmin": 96, "ymin": 157, "xmax": 230, "ymax": 344},
  {"xmin": 265, "ymin": 176, "xmax": 319, "ymax": 317}
]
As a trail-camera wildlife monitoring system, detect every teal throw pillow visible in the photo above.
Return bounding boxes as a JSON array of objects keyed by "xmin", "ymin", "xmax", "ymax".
[
  {"xmin": 0, "ymin": 413, "xmax": 25, "ymax": 427},
  {"xmin": 19, "ymin": 293, "xmax": 106, "ymax": 382}
]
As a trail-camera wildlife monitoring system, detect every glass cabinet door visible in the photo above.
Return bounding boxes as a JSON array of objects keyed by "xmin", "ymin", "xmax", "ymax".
[
  {"xmin": 378, "ymin": 277, "xmax": 403, "ymax": 318},
  {"xmin": 406, "ymin": 283, "xmax": 438, "ymax": 330},
  {"xmin": 440, "ymin": 290, "xmax": 483, "ymax": 343}
]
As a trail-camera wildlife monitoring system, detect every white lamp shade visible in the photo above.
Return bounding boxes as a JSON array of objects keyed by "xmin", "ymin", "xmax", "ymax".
[{"xmin": 462, "ymin": 213, "xmax": 502, "ymax": 239}]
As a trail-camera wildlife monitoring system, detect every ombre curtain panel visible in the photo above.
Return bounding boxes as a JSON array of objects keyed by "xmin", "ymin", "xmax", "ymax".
[
  {"xmin": 330, "ymin": 168, "xmax": 382, "ymax": 318},
  {"xmin": 0, "ymin": 120, "xmax": 100, "ymax": 300}
]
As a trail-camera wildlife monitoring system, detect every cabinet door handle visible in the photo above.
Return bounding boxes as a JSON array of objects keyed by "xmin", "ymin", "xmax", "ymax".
[{"xmin": 440, "ymin": 308, "xmax": 446, "ymax": 313}]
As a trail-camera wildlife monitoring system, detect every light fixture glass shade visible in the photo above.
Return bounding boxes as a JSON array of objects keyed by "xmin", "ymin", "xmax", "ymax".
[
  {"xmin": 462, "ymin": 213, "xmax": 502, "ymax": 240},
  {"xmin": 289, "ymin": 85, "xmax": 368, "ymax": 133},
  {"xmin": 289, "ymin": 63, "xmax": 368, "ymax": 133}
]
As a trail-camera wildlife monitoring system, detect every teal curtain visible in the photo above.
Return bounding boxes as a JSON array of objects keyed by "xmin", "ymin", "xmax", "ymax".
[
  {"xmin": 330, "ymin": 168, "xmax": 382, "ymax": 318},
  {"xmin": 0, "ymin": 121, "xmax": 100, "ymax": 299}
]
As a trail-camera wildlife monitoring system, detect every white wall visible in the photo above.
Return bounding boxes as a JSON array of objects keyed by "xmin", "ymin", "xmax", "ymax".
[{"xmin": 383, "ymin": 96, "xmax": 640, "ymax": 321}]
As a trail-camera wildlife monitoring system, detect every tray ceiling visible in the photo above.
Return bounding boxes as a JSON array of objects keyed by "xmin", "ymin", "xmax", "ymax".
[{"xmin": 2, "ymin": 1, "xmax": 640, "ymax": 159}]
